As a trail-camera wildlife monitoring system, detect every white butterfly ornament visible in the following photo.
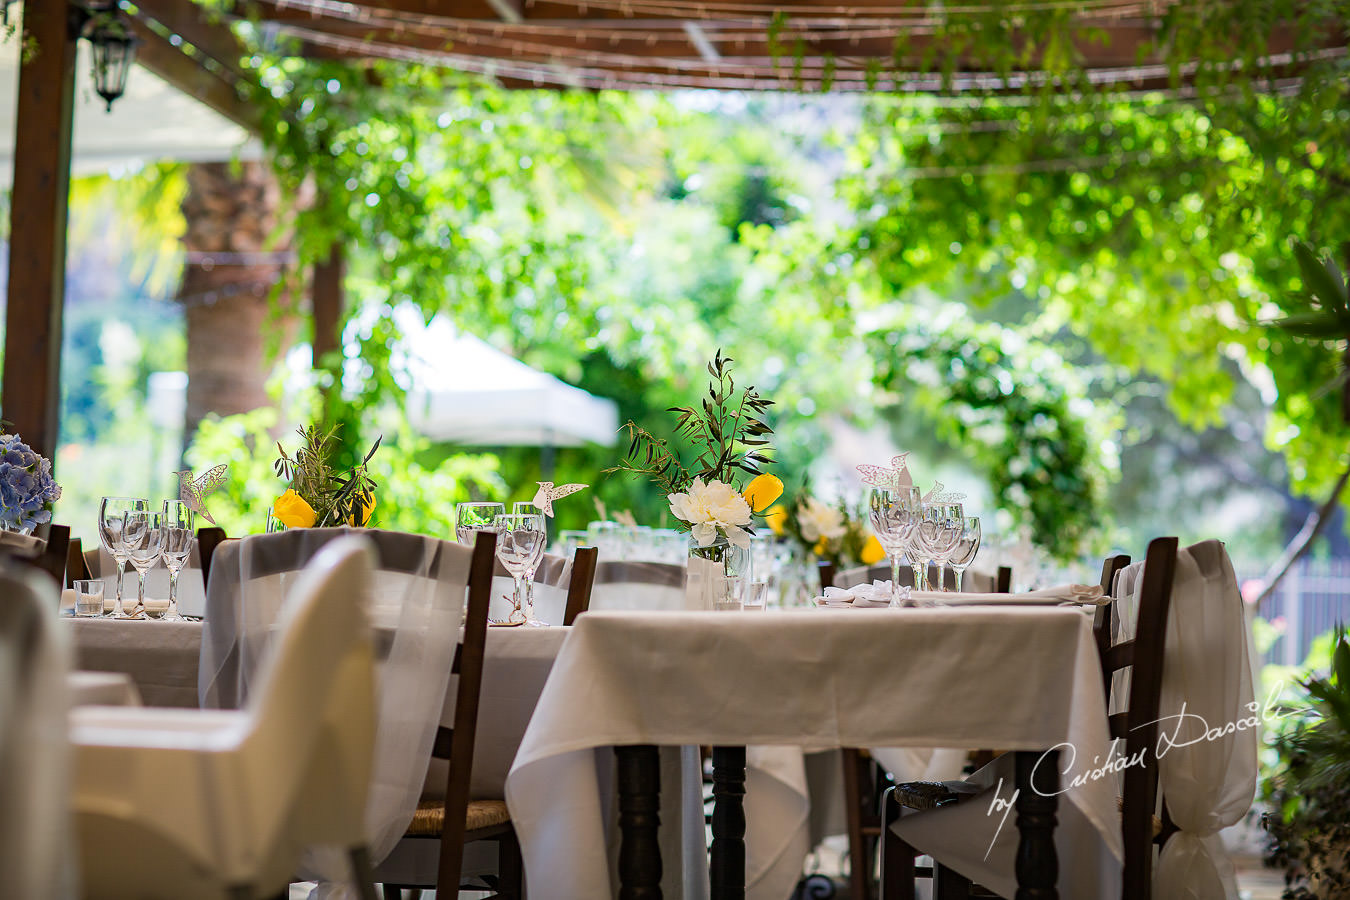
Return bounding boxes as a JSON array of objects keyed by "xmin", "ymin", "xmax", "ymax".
[
  {"xmin": 922, "ymin": 481, "xmax": 967, "ymax": 504},
  {"xmin": 857, "ymin": 453, "xmax": 913, "ymax": 489},
  {"xmin": 176, "ymin": 464, "xmax": 229, "ymax": 525},
  {"xmin": 531, "ymin": 481, "xmax": 588, "ymax": 517}
]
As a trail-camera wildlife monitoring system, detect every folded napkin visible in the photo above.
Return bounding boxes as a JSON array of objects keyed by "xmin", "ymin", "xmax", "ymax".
[
  {"xmin": 911, "ymin": 583, "xmax": 1106, "ymax": 607},
  {"xmin": 814, "ymin": 582, "xmax": 908, "ymax": 608}
]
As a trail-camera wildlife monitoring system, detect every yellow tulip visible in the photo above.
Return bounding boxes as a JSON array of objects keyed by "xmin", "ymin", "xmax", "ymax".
[
  {"xmin": 347, "ymin": 491, "xmax": 377, "ymax": 527},
  {"xmin": 764, "ymin": 505, "xmax": 787, "ymax": 535},
  {"xmin": 742, "ymin": 473, "xmax": 784, "ymax": 513},
  {"xmin": 813, "ymin": 537, "xmax": 830, "ymax": 556},
  {"xmin": 861, "ymin": 535, "xmax": 886, "ymax": 565},
  {"xmin": 273, "ymin": 489, "xmax": 316, "ymax": 529}
]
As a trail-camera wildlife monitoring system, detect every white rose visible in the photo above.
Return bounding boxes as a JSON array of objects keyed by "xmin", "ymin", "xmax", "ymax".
[
  {"xmin": 668, "ymin": 478, "xmax": 753, "ymax": 548},
  {"xmin": 799, "ymin": 498, "xmax": 846, "ymax": 544}
]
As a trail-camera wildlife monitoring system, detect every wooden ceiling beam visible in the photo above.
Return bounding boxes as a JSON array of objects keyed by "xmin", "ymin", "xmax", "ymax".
[
  {"xmin": 131, "ymin": 0, "xmax": 251, "ymax": 78},
  {"xmin": 128, "ymin": 17, "xmax": 262, "ymax": 131}
]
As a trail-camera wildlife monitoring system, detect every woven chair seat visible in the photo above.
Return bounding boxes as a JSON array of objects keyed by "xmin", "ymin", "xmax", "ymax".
[
  {"xmin": 407, "ymin": 799, "xmax": 511, "ymax": 837},
  {"xmin": 893, "ymin": 780, "xmax": 982, "ymax": 811}
]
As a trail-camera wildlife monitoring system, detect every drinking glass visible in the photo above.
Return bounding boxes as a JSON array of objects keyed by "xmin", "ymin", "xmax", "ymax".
[
  {"xmin": 72, "ymin": 579, "xmax": 105, "ymax": 617},
  {"xmin": 869, "ymin": 486, "xmax": 922, "ymax": 606},
  {"xmin": 456, "ymin": 502, "xmax": 505, "ymax": 544},
  {"xmin": 122, "ymin": 510, "xmax": 164, "ymax": 618},
  {"xmin": 99, "ymin": 496, "xmax": 148, "ymax": 617},
  {"xmin": 917, "ymin": 503, "xmax": 964, "ymax": 592},
  {"xmin": 160, "ymin": 500, "xmax": 196, "ymax": 621},
  {"xmin": 947, "ymin": 516, "xmax": 982, "ymax": 592},
  {"xmin": 741, "ymin": 581, "xmax": 768, "ymax": 612},
  {"xmin": 493, "ymin": 513, "xmax": 548, "ymax": 626}
]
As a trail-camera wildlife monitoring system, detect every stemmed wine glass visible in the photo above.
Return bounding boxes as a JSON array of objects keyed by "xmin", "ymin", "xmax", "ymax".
[
  {"xmin": 493, "ymin": 513, "xmax": 548, "ymax": 626},
  {"xmin": 160, "ymin": 500, "xmax": 196, "ymax": 621},
  {"xmin": 868, "ymin": 486, "xmax": 922, "ymax": 607},
  {"xmin": 122, "ymin": 510, "xmax": 164, "ymax": 619},
  {"xmin": 916, "ymin": 503, "xmax": 964, "ymax": 592},
  {"xmin": 456, "ymin": 502, "xmax": 505, "ymax": 544},
  {"xmin": 99, "ymin": 497, "xmax": 148, "ymax": 617},
  {"xmin": 946, "ymin": 516, "xmax": 982, "ymax": 592}
]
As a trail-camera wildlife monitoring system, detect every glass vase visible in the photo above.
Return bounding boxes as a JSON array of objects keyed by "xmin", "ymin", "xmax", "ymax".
[{"xmin": 688, "ymin": 532, "xmax": 751, "ymax": 611}]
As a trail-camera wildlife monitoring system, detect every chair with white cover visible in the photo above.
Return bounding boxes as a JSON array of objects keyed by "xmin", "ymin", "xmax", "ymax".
[
  {"xmin": 70, "ymin": 535, "xmax": 380, "ymax": 900},
  {"xmin": 0, "ymin": 560, "xmax": 73, "ymax": 900},
  {"xmin": 589, "ymin": 559, "xmax": 688, "ymax": 611}
]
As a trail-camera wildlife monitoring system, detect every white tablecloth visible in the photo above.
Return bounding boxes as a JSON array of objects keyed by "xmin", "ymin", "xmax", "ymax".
[
  {"xmin": 505, "ymin": 607, "xmax": 1121, "ymax": 900},
  {"xmin": 64, "ymin": 618, "xmax": 202, "ymax": 708}
]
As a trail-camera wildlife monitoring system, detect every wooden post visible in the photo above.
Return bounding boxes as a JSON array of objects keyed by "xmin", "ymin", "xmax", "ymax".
[
  {"xmin": 3, "ymin": 0, "xmax": 79, "ymax": 461},
  {"xmin": 311, "ymin": 241, "xmax": 345, "ymax": 367}
]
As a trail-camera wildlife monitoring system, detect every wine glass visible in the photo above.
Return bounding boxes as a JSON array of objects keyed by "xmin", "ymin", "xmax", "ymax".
[
  {"xmin": 456, "ymin": 502, "xmax": 505, "ymax": 544},
  {"xmin": 160, "ymin": 500, "xmax": 196, "ymax": 621},
  {"xmin": 868, "ymin": 486, "xmax": 922, "ymax": 607},
  {"xmin": 122, "ymin": 510, "xmax": 164, "ymax": 619},
  {"xmin": 493, "ymin": 513, "xmax": 548, "ymax": 626},
  {"xmin": 99, "ymin": 497, "xmax": 148, "ymax": 617},
  {"xmin": 947, "ymin": 516, "xmax": 982, "ymax": 592},
  {"xmin": 916, "ymin": 503, "xmax": 964, "ymax": 592}
]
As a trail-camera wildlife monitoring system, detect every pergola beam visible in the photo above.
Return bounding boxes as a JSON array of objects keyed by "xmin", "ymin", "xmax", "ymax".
[{"xmin": 3, "ymin": 0, "xmax": 79, "ymax": 462}]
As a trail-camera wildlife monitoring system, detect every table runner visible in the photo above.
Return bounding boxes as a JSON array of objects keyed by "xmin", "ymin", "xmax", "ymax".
[{"xmin": 505, "ymin": 607, "xmax": 1120, "ymax": 900}]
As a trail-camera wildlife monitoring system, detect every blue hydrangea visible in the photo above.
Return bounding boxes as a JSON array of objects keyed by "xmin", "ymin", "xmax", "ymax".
[{"xmin": 0, "ymin": 435, "xmax": 61, "ymax": 533}]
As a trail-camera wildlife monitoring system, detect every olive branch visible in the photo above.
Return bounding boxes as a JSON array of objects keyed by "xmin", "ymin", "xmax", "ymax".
[
  {"xmin": 274, "ymin": 424, "xmax": 382, "ymax": 527},
  {"xmin": 605, "ymin": 350, "xmax": 774, "ymax": 493}
]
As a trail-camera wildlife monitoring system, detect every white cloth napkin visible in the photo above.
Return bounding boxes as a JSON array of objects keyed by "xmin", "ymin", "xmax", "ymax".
[{"xmin": 814, "ymin": 581, "xmax": 905, "ymax": 608}]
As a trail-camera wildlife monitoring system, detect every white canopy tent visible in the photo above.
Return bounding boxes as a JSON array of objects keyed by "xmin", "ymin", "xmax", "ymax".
[{"xmin": 402, "ymin": 314, "xmax": 619, "ymax": 448}]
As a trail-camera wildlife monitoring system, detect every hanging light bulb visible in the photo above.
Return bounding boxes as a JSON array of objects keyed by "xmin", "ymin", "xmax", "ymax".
[{"xmin": 82, "ymin": 4, "xmax": 139, "ymax": 113}]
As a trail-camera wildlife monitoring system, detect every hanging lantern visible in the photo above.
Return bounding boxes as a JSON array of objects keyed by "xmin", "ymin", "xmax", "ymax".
[{"xmin": 83, "ymin": 8, "xmax": 138, "ymax": 113}]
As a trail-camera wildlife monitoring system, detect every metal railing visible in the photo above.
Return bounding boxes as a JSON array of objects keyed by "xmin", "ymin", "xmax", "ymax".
[{"xmin": 1250, "ymin": 557, "xmax": 1350, "ymax": 667}]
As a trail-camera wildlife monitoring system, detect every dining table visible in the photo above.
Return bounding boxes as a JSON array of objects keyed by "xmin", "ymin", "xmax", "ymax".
[{"xmin": 505, "ymin": 606, "xmax": 1123, "ymax": 900}]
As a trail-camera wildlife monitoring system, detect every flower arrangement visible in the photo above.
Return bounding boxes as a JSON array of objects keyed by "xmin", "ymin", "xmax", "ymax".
[
  {"xmin": 272, "ymin": 424, "xmax": 381, "ymax": 528},
  {"xmin": 0, "ymin": 433, "xmax": 61, "ymax": 534},
  {"xmin": 607, "ymin": 351, "xmax": 781, "ymax": 553},
  {"xmin": 767, "ymin": 490, "xmax": 886, "ymax": 570}
]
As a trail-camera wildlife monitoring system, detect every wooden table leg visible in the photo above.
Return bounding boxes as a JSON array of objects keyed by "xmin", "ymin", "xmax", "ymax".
[
  {"xmin": 710, "ymin": 745, "xmax": 747, "ymax": 900},
  {"xmin": 1013, "ymin": 749, "xmax": 1059, "ymax": 900},
  {"xmin": 616, "ymin": 744, "xmax": 662, "ymax": 900}
]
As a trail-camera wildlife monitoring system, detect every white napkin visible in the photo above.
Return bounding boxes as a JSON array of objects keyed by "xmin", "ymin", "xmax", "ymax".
[
  {"xmin": 911, "ymin": 583, "xmax": 1106, "ymax": 606},
  {"xmin": 814, "ymin": 581, "xmax": 906, "ymax": 608}
]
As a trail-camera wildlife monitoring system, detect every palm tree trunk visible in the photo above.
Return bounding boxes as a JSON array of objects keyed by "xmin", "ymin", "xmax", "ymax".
[{"xmin": 179, "ymin": 161, "xmax": 295, "ymax": 444}]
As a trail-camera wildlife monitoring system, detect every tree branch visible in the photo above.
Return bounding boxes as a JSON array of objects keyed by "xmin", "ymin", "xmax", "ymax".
[{"xmin": 1256, "ymin": 460, "xmax": 1350, "ymax": 605}]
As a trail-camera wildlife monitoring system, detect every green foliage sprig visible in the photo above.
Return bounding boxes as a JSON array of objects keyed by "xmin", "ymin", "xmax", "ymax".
[
  {"xmin": 1264, "ymin": 626, "xmax": 1350, "ymax": 898},
  {"xmin": 274, "ymin": 424, "xmax": 382, "ymax": 527},
  {"xmin": 607, "ymin": 350, "xmax": 774, "ymax": 494}
]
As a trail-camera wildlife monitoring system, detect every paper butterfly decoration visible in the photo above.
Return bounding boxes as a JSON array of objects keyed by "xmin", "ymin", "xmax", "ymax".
[
  {"xmin": 922, "ymin": 481, "xmax": 968, "ymax": 504},
  {"xmin": 531, "ymin": 481, "xmax": 587, "ymax": 517},
  {"xmin": 176, "ymin": 464, "xmax": 229, "ymax": 525},
  {"xmin": 857, "ymin": 453, "xmax": 913, "ymax": 489}
]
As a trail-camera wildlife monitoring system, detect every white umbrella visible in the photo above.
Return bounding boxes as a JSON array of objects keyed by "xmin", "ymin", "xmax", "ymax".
[{"xmin": 403, "ymin": 316, "xmax": 618, "ymax": 447}]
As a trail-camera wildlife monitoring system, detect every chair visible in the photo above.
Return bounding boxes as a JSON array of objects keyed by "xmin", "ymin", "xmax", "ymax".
[
  {"xmin": 880, "ymin": 538, "xmax": 1178, "ymax": 900},
  {"xmin": 66, "ymin": 535, "xmax": 91, "ymax": 586},
  {"xmin": 833, "ymin": 562, "xmax": 997, "ymax": 593},
  {"xmin": 589, "ymin": 558, "xmax": 688, "ymax": 611},
  {"xmin": 0, "ymin": 524, "xmax": 68, "ymax": 589},
  {"xmin": 70, "ymin": 535, "xmax": 381, "ymax": 900},
  {"xmin": 0, "ymin": 560, "xmax": 71, "ymax": 900},
  {"xmin": 198, "ymin": 525, "xmax": 229, "ymax": 593},
  {"xmin": 377, "ymin": 528, "xmax": 518, "ymax": 900}
]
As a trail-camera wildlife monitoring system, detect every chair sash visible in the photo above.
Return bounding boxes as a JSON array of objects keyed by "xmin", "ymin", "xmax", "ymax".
[
  {"xmin": 1115, "ymin": 540, "xmax": 1257, "ymax": 899},
  {"xmin": 199, "ymin": 527, "xmax": 473, "ymax": 889}
]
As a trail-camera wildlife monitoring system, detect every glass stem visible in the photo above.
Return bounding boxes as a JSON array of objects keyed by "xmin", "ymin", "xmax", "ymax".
[
  {"xmin": 952, "ymin": 566, "xmax": 964, "ymax": 592},
  {"xmin": 523, "ymin": 575, "xmax": 536, "ymax": 622},
  {"xmin": 114, "ymin": 560, "xmax": 125, "ymax": 609},
  {"xmin": 168, "ymin": 569, "xmax": 179, "ymax": 616},
  {"xmin": 890, "ymin": 557, "xmax": 903, "ymax": 607},
  {"xmin": 136, "ymin": 569, "xmax": 147, "ymax": 612},
  {"xmin": 910, "ymin": 559, "xmax": 926, "ymax": 592},
  {"xmin": 512, "ymin": 576, "xmax": 524, "ymax": 618}
]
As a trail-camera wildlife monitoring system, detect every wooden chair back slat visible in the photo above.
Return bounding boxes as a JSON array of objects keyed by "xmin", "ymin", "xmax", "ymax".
[
  {"xmin": 33, "ymin": 524, "xmax": 69, "ymax": 588},
  {"xmin": 563, "ymin": 547, "xmax": 598, "ymax": 626},
  {"xmin": 1107, "ymin": 712, "xmax": 1130, "ymax": 740},
  {"xmin": 197, "ymin": 527, "xmax": 228, "ymax": 594},
  {"xmin": 1103, "ymin": 641, "xmax": 1135, "ymax": 672},
  {"xmin": 995, "ymin": 566, "xmax": 1012, "ymax": 593},
  {"xmin": 1094, "ymin": 554, "xmax": 1131, "ymax": 704},
  {"xmin": 435, "ymin": 529, "xmax": 498, "ymax": 892},
  {"xmin": 818, "ymin": 561, "xmax": 836, "ymax": 593},
  {"xmin": 66, "ymin": 537, "xmax": 90, "ymax": 587}
]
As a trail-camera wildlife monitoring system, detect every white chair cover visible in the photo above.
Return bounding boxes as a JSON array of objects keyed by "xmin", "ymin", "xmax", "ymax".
[
  {"xmin": 0, "ymin": 561, "xmax": 74, "ymax": 899},
  {"xmin": 835, "ymin": 562, "xmax": 995, "ymax": 592},
  {"xmin": 198, "ymin": 527, "xmax": 473, "ymax": 894},
  {"xmin": 489, "ymin": 551, "xmax": 570, "ymax": 624},
  {"xmin": 0, "ymin": 530, "xmax": 46, "ymax": 557},
  {"xmin": 591, "ymin": 560, "xmax": 688, "ymax": 611},
  {"xmin": 1114, "ymin": 539, "xmax": 1257, "ymax": 900}
]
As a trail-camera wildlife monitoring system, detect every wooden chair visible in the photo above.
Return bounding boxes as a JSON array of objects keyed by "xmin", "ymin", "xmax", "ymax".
[
  {"xmin": 563, "ymin": 545, "xmax": 599, "ymax": 625},
  {"xmin": 0, "ymin": 524, "xmax": 70, "ymax": 590},
  {"xmin": 379, "ymin": 529, "xmax": 522, "ymax": 899},
  {"xmin": 880, "ymin": 538, "xmax": 1178, "ymax": 900},
  {"xmin": 196, "ymin": 526, "xmax": 228, "ymax": 594},
  {"xmin": 66, "ymin": 536, "xmax": 91, "ymax": 587}
]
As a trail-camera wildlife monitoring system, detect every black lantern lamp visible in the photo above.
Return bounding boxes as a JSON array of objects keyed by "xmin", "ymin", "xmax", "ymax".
[{"xmin": 80, "ymin": 4, "xmax": 139, "ymax": 112}]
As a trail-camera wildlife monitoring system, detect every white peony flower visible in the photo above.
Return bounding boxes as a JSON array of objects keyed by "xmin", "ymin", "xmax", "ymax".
[
  {"xmin": 799, "ymin": 498, "xmax": 847, "ymax": 544},
  {"xmin": 668, "ymin": 478, "xmax": 753, "ymax": 548}
]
